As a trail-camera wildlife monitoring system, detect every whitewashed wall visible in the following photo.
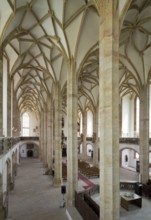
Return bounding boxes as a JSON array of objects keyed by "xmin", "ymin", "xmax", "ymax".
[
  {"xmin": 20, "ymin": 142, "xmax": 39, "ymax": 158},
  {"xmin": 122, "ymin": 94, "xmax": 135, "ymax": 137},
  {"xmin": 0, "ymin": 143, "xmax": 19, "ymax": 194}
]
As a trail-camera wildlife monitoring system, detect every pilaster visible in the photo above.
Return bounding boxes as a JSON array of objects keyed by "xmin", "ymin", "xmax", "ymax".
[
  {"xmin": 139, "ymin": 85, "xmax": 149, "ymax": 183},
  {"xmin": 99, "ymin": 1, "xmax": 119, "ymax": 220}
]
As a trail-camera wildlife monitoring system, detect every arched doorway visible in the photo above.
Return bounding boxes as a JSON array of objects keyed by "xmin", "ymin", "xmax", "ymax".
[
  {"xmin": 120, "ymin": 148, "xmax": 139, "ymax": 171},
  {"xmin": 87, "ymin": 144, "xmax": 93, "ymax": 157},
  {"xmin": 27, "ymin": 150, "xmax": 33, "ymax": 157}
]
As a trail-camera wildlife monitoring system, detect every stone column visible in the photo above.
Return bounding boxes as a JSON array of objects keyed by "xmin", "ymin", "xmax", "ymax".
[
  {"xmin": 16, "ymin": 107, "xmax": 21, "ymax": 136},
  {"xmin": 93, "ymin": 108, "xmax": 99, "ymax": 167},
  {"xmin": 12, "ymin": 91, "xmax": 21, "ymax": 137},
  {"xmin": 0, "ymin": 174, "xmax": 4, "ymax": 220},
  {"xmin": 99, "ymin": 1, "xmax": 119, "ymax": 220},
  {"xmin": 47, "ymin": 97, "xmax": 53, "ymax": 171},
  {"xmin": 43, "ymin": 106, "xmax": 47, "ymax": 167},
  {"xmin": 67, "ymin": 58, "xmax": 78, "ymax": 207},
  {"xmin": 40, "ymin": 112, "xmax": 44, "ymax": 161},
  {"xmin": 7, "ymin": 74, "xmax": 11, "ymax": 136},
  {"xmin": 139, "ymin": 85, "xmax": 149, "ymax": 183},
  {"xmin": 119, "ymin": 97, "xmax": 122, "ymax": 137},
  {"xmin": 82, "ymin": 111, "xmax": 87, "ymax": 160},
  {"xmin": 0, "ymin": 52, "xmax": 3, "ymax": 136},
  {"xmin": 53, "ymin": 83, "xmax": 62, "ymax": 187}
]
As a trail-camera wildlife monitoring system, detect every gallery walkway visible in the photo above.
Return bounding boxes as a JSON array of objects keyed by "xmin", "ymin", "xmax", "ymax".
[{"xmin": 6, "ymin": 158, "xmax": 69, "ymax": 220}]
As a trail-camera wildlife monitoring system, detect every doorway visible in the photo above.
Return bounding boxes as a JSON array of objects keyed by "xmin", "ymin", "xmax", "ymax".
[{"xmin": 27, "ymin": 150, "xmax": 33, "ymax": 157}]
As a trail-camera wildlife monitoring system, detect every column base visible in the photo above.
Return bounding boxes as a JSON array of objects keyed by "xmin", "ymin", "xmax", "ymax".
[{"xmin": 53, "ymin": 178, "xmax": 62, "ymax": 187}]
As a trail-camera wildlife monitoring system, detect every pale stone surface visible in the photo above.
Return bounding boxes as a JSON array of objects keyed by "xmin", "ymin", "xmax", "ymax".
[
  {"xmin": 53, "ymin": 83, "xmax": 62, "ymax": 187},
  {"xmin": 0, "ymin": 174, "xmax": 5, "ymax": 220},
  {"xmin": 82, "ymin": 111, "xmax": 87, "ymax": 160},
  {"xmin": 12, "ymin": 87, "xmax": 21, "ymax": 137},
  {"xmin": 7, "ymin": 75, "xmax": 11, "ymax": 136},
  {"xmin": 139, "ymin": 86, "xmax": 149, "ymax": 183},
  {"xmin": 40, "ymin": 112, "xmax": 44, "ymax": 160},
  {"xmin": 0, "ymin": 54, "xmax": 3, "ymax": 136},
  {"xmin": 43, "ymin": 108, "xmax": 47, "ymax": 167},
  {"xmin": 6, "ymin": 158, "xmax": 68, "ymax": 220},
  {"xmin": 99, "ymin": 1, "xmax": 120, "ymax": 220},
  {"xmin": 93, "ymin": 107, "xmax": 99, "ymax": 167},
  {"xmin": 67, "ymin": 59, "xmax": 78, "ymax": 207},
  {"xmin": 46, "ymin": 97, "xmax": 53, "ymax": 170}
]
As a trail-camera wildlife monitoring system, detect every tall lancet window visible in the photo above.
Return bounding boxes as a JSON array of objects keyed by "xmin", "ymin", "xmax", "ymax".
[{"xmin": 22, "ymin": 112, "xmax": 30, "ymax": 136}]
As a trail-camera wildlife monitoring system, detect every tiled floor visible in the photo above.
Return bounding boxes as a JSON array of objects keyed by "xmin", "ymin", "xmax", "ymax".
[{"xmin": 6, "ymin": 157, "xmax": 151, "ymax": 220}]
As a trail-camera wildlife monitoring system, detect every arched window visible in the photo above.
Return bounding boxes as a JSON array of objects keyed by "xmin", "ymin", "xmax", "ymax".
[{"xmin": 22, "ymin": 112, "xmax": 30, "ymax": 136}]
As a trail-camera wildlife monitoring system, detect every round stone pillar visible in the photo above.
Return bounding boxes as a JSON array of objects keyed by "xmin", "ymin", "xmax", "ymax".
[
  {"xmin": 0, "ymin": 53, "xmax": 3, "ymax": 136},
  {"xmin": 93, "ymin": 108, "xmax": 99, "ymax": 167},
  {"xmin": 82, "ymin": 111, "xmax": 87, "ymax": 160},
  {"xmin": 43, "ymin": 106, "xmax": 47, "ymax": 167},
  {"xmin": 139, "ymin": 85, "xmax": 149, "ymax": 183},
  {"xmin": 99, "ymin": 1, "xmax": 120, "ymax": 219},
  {"xmin": 53, "ymin": 83, "xmax": 62, "ymax": 187},
  {"xmin": 67, "ymin": 59, "xmax": 78, "ymax": 207},
  {"xmin": 46, "ymin": 97, "xmax": 53, "ymax": 171},
  {"xmin": 40, "ymin": 112, "xmax": 44, "ymax": 161},
  {"xmin": 7, "ymin": 74, "xmax": 11, "ymax": 136}
]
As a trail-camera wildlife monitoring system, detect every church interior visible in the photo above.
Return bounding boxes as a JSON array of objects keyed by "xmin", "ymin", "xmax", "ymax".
[{"xmin": 0, "ymin": 0, "xmax": 151, "ymax": 220}]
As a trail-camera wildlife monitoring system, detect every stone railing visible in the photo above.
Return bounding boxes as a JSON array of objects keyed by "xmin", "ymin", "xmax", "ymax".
[
  {"xmin": 119, "ymin": 138, "xmax": 139, "ymax": 145},
  {"xmin": 120, "ymin": 181, "xmax": 137, "ymax": 190},
  {"xmin": 20, "ymin": 136, "xmax": 39, "ymax": 141},
  {"xmin": 119, "ymin": 137, "xmax": 151, "ymax": 145},
  {"xmin": 0, "ymin": 137, "xmax": 21, "ymax": 155},
  {"xmin": 0, "ymin": 136, "xmax": 39, "ymax": 155},
  {"xmin": 75, "ymin": 190, "xmax": 99, "ymax": 220}
]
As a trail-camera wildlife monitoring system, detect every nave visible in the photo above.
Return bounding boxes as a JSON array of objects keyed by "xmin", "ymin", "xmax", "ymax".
[{"xmin": 6, "ymin": 157, "xmax": 151, "ymax": 220}]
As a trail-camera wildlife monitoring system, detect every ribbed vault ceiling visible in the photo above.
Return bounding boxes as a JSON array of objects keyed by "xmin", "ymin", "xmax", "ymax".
[
  {"xmin": 120, "ymin": 0, "xmax": 151, "ymax": 97},
  {"xmin": 0, "ymin": 0, "xmax": 99, "ymax": 115},
  {"xmin": 1, "ymin": 0, "xmax": 151, "ymax": 116}
]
